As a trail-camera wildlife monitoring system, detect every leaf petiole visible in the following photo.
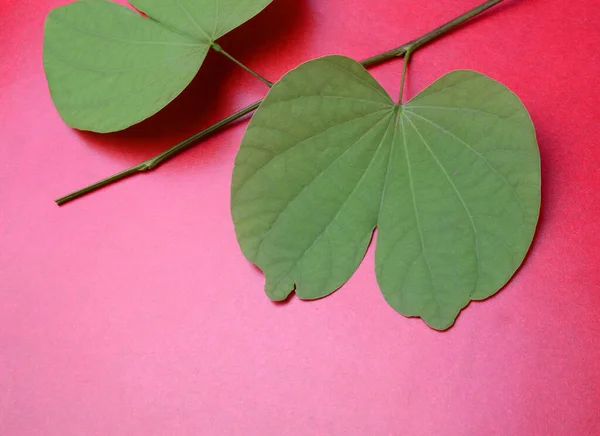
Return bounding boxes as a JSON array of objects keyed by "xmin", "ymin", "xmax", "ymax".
[
  {"xmin": 398, "ymin": 49, "xmax": 412, "ymax": 104},
  {"xmin": 211, "ymin": 43, "xmax": 273, "ymax": 87}
]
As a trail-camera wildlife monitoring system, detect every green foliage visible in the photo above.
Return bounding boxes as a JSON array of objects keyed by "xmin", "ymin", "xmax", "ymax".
[
  {"xmin": 231, "ymin": 56, "xmax": 540, "ymax": 330},
  {"xmin": 43, "ymin": 0, "xmax": 272, "ymax": 132},
  {"xmin": 43, "ymin": 0, "xmax": 539, "ymax": 330}
]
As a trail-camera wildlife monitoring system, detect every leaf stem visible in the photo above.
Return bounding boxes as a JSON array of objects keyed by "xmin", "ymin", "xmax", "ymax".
[
  {"xmin": 55, "ymin": 101, "xmax": 261, "ymax": 205},
  {"xmin": 398, "ymin": 49, "xmax": 412, "ymax": 104},
  {"xmin": 360, "ymin": 0, "xmax": 503, "ymax": 67},
  {"xmin": 211, "ymin": 43, "xmax": 273, "ymax": 87},
  {"xmin": 408, "ymin": 0, "xmax": 504, "ymax": 53},
  {"xmin": 55, "ymin": 0, "xmax": 504, "ymax": 206}
]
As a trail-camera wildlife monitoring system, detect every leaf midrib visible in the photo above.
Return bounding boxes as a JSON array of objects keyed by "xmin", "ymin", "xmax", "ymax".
[
  {"xmin": 398, "ymin": 113, "xmax": 441, "ymax": 310},
  {"xmin": 44, "ymin": 43, "xmax": 206, "ymax": 75},
  {"xmin": 403, "ymin": 111, "xmax": 481, "ymax": 295},
  {"xmin": 175, "ymin": 0, "xmax": 214, "ymax": 42},
  {"xmin": 405, "ymin": 109, "xmax": 529, "ymax": 225},
  {"xmin": 48, "ymin": 12, "xmax": 202, "ymax": 47}
]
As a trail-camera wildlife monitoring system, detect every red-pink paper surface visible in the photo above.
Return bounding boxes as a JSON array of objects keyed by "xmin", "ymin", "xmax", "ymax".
[{"xmin": 1, "ymin": 0, "xmax": 599, "ymax": 434}]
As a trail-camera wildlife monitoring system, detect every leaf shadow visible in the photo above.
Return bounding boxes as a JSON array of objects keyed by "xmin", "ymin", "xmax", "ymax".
[{"xmin": 77, "ymin": 0, "xmax": 309, "ymax": 167}]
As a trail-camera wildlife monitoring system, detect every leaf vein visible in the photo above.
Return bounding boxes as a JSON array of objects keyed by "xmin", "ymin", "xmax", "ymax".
[
  {"xmin": 45, "ymin": 44, "xmax": 205, "ymax": 74},
  {"xmin": 398, "ymin": 114, "xmax": 442, "ymax": 308},
  {"xmin": 47, "ymin": 13, "xmax": 200, "ymax": 47},
  {"xmin": 176, "ymin": 0, "xmax": 213, "ymax": 42},
  {"xmin": 269, "ymin": 95, "xmax": 392, "ymax": 107},
  {"xmin": 405, "ymin": 109, "xmax": 528, "ymax": 223},
  {"xmin": 404, "ymin": 112, "xmax": 481, "ymax": 294},
  {"xmin": 262, "ymin": 114, "xmax": 395, "ymax": 292},
  {"xmin": 234, "ymin": 108, "xmax": 391, "ymax": 198},
  {"xmin": 406, "ymin": 104, "xmax": 525, "ymax": 126}
]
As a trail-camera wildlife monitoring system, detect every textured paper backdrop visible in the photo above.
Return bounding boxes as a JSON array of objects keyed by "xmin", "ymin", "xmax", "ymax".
[{"xmin": 1, "ymin": 0, "xmax": 599, "ymax": 434}]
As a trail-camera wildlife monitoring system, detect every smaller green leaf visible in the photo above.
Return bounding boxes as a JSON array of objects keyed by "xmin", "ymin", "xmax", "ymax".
[
  {"xmin": 43, "ymin": 0, "xmax": 272, "ymax": 132},
  {"xmin": 231, "ymin": 55, "xmax": 540, "ymax": 330}
]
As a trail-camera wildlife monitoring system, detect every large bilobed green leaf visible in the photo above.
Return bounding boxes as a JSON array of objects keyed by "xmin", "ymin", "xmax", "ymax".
[
  {"xmin": 43, "ymin": 0, "xmax": 272, "ymax": 133},
  {"xmin": 231, "ymin": 55, "xmax": 540, "ymax": 330}
]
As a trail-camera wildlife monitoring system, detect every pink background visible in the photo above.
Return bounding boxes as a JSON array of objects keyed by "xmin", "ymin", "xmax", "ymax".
[{"xmin": 1, "ymin": 0, "xmax": 599, "ymax": 434}]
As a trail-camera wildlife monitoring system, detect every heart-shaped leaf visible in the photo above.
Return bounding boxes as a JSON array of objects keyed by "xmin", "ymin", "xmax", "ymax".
[
  {"xmin": 231, "ymin": 55, "xmax": 540, "ymax": 330},
  {"xmin": 43, "ymin": 0, "xmax": 272, "ymax": 132}
]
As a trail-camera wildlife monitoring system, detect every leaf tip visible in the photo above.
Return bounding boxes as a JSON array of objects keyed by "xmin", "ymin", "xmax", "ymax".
[{"xmin": 265, "ymin": 277, "xmax": 294, "ymax": 302}]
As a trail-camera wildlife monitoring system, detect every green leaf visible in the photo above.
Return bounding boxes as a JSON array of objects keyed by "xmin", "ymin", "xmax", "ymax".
[
  {"xmin": 231, "ymin": 55, "xmax": 540, "ymax": 330},
  {"xmin": 43, "ymin": 0, "xmax": 272, "ymax": 133}
]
